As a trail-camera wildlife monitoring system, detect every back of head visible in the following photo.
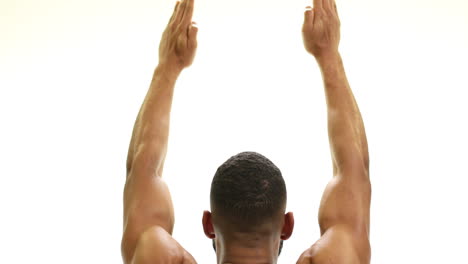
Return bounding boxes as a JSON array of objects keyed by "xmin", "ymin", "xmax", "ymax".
[{"xmin": 210, "ymin": 152, "xmax": 287, "ymax": 231}]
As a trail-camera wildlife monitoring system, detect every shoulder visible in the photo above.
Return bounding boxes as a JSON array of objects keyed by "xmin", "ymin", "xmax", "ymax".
[
  {"xmin": 297, "ymin": 225, "xmax": 370, "ymax": 264},
  {"xmin": 129, "ymin": 226, "xmax": 197, "ymax": 264}
]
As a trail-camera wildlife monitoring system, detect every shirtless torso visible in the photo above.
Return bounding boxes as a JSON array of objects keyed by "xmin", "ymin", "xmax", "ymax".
[{"xmin": 121, "ymin": 0, "xmax": 371, "ymax": 263}]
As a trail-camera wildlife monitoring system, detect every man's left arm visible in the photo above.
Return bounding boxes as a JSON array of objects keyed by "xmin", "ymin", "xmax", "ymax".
[{"xmin": 121, "ymin": 0, "xmax": 198, "ymax": 263}]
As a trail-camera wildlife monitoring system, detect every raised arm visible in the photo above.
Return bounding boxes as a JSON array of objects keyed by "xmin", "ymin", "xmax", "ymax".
[
  {"xmin": 298, "ymin": 0, "xmax": 371, "ymax": 263},
  {"xmin": 121, "ymin": 0, "xmax": 198, "ymax": 263}
]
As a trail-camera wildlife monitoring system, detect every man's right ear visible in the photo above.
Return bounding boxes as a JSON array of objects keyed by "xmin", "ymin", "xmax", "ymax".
[
  {"xmin": 280, "ymin": 212, "xmax": 295, "ymax": 240},
  {"xmin": 202, "ymin": 210, "xmax": 216, "ymax": 239}
]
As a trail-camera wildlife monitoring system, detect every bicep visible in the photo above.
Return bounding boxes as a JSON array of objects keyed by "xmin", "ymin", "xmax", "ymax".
[
  {"xmin": 318, "ymin": 172, "xmax": 371, "ymax": 236},
  {"xmin": 122, "ymin": 161, "xmax": 175, "ymax": 263},
  {"xmin": 306, "ymin": 164, "xmax": 371, "ymax": 263}
]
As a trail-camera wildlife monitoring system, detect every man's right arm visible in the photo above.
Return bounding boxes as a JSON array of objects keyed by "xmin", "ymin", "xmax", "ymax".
[
  {"xmin": 316, "ymin": 52, "xmax": 370, "ymax": 235},
  {"xmin": 313, "ymin": 52, "xmax": 371, "ymax": 262},
  {"xmin": 298, "ymin": 0, "xmax": 371, "ymax": 263}
]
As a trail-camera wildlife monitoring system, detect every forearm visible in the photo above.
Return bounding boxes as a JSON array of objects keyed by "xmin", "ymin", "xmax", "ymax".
[
  {"xmin": 126, "ymin": 64, "xmax": 181, "ymax": 176},
  {"xmin": 318, "ymin": 53, "xmax": 369, "ymax": 176}
]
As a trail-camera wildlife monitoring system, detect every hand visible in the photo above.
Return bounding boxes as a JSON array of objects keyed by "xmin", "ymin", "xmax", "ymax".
[
  {"xmin": 302, "ymin": 0, "xmax": 341, "ymax": 61},
  {"xmin": 158, "ymin": 0, "xmax": 198, "ymax": 72}
]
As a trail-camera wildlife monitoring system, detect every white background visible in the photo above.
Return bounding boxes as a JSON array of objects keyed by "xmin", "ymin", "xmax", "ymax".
[{"xmin": 1, "ymin": 0, "xmax": 467, "ymax": 263}]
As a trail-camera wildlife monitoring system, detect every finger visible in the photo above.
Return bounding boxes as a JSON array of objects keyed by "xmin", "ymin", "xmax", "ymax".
[
  {"xmin": 323, "ymin": 0, "xmax": 332, "ymax": 13},
  {"xmin": 181, "ymin": 0, "xmax": 195, "ymax": 25},
  {"xmin": 304, "ymin": 6, "xmax": 314, "ymax": 25},
  {"xmin": 174, "ymin": 0, "xmax": 186, "ymax": 24},
  {"xmin": 168, "ymin": 1, "xmax": 181, "ymax": 24},
  {"xmin": 313, "ymin": 0, "xmax": 323, "ymax": 12}
]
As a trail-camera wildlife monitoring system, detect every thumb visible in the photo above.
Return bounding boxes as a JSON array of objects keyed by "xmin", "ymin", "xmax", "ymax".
[
  {"xmin": 189, "ymin": 21, "xmax": 198, "ymax": 40},
  {"xmin": 304, "ymin": 6, "xmax": 314, "ymax": 26}
]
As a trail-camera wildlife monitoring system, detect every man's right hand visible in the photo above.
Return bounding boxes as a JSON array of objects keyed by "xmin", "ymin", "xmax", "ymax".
[
  {"xmin": 302, "ymin": 0, "xmax": 341, "ymax": 61},
  {"xmin": 158, "ymin": 0, "xmax": 198, "ymax": 74}
]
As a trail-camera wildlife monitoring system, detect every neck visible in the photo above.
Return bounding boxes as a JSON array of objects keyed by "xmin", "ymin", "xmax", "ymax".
[{"xmin": 216, "ymin": 237, "xmax": 280, "ymax": 264}]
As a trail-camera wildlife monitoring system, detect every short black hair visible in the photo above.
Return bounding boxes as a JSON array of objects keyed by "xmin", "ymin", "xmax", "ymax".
[{"xmin": 210, "ymin": 151, "xmax": 287, "ymax": 229}]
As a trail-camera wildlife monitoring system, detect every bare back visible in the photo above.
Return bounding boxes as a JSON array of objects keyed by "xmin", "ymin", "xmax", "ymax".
[{"xmin": 121, "ymin": 0, "xmax": 371, "ymax": 263}]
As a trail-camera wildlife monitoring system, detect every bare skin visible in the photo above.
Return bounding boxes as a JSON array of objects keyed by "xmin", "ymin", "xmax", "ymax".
[
  {"xmin": 121, "ymin": 0, "xmax": 197, "ymax": 263},
  {"xmin": 297, "ymin": 0, "xmax": 371, "ymax": 263},
  {"xmin": 121, "ymin": 0, "xmax": 371, "ymax": 263}
]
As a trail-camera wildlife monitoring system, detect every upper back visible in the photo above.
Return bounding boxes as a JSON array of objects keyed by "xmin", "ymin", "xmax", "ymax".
[
  {"xmin": 297, "ymin": 224, "xmax": 370, "ymax": 264},
  {"xmin": 128, "ymin": 226, "xmax": 197, "ymax": 264}
]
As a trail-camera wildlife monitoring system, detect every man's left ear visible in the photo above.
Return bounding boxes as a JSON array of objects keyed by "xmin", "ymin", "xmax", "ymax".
[
  {"xmin": 280, "ymin": 212, "xmax": 294, "ymax": 240},
  {"xmin": 202, "ymin": 211, "xmax": 216, "ymax": 239}
]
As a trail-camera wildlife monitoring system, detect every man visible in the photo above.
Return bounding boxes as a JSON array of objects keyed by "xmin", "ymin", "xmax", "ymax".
[{"xmin": 121, "ymin": 0, "xmax": 371, "ymax": 263}]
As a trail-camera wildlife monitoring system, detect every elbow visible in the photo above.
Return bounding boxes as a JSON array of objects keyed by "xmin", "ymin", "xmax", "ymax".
[
  {"xmin": 363, "ymin": 147, "xmax": 370, "ymax": 175},
  {"xmin": 126, "ymin": 156, "xmax": 134, "ymax": 176}
]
